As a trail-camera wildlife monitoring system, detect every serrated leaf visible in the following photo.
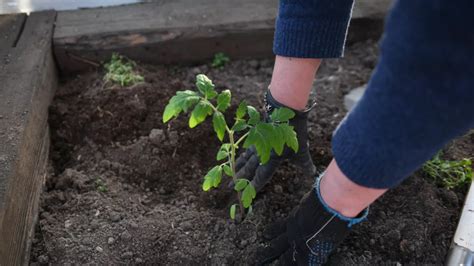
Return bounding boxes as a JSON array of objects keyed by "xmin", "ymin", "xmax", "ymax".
[
  {"xmin": 270, "ymin": 107, "xmax": 295, "ymax": 122},
  {"xmin": 196, "ymin": 74, "xmax": 215, "ymax": 97},
  {"xmin": 243, "ymin": 123, "xmax": 271, "ymax": 164},
  {"xmin": 163, "ymin": 102, "xmax": 179, "ymax": 123},
  {"xmin": 247, "ymin": 106, "xmax": 260, "ymax": 126},
  {"xmin": 213, "ymin": 112, "xmax": 227, "ymax": 141},
  {"xmin": 189, "ymin": 101, "xmax": 212, "ymax": 128},
  {"xmin": 223, "ymin": 164, "xmax": 233, "ymax": 176},
  {"xmin": 272, "ymin": 125, "xmax": 286, "ymax": 155},
  {"xmin": 236, "ymin": 101, "xmax": 247, "ymax": 119},
  {"xmin": 203, "ymin": 165, "xmax": 222, "ymax": 191},
  {"xmin": 281, "ymin": 124, "xmax": 299, "ymax": 153},
  {"xmin": 216, "ymin": 144, "xmax": 230, "ymax": 161},
  {"xmin": 217, "ymin": 90, "xmax": 231, "ymax": 112},
  {"xmin": 230, "ymin": 204, "xmax": 237, "ymax": 220},
  {"xmin": 234, "ymin": 179, "xmax": 248, "ymax": 191},
  {"xmin": 232, "ymin": 120, "xmax": 247, "ymax": 132},
  {"xmin": 163, "ymin": 90, "xmax": 200, "ymax": 122},
  {"xmin": 202, "ymin": 178, "xmax": 212, "ymax": 191},
  {"xmin": 241, "ymin": 183, "xmax": 256, "ymax": 208}
]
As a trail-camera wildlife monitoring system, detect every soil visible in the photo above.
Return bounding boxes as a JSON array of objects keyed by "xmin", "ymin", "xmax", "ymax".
[{"xmin": 30, "ymin": 40, "xmax": 473, "ymax": 265}]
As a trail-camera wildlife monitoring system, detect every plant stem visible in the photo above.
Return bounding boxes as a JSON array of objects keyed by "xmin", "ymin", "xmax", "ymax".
[
  {"xmin": 229, "ymin": 131, "xmax": 245, "ymax": 217},
  {"xmin": 235, "ymin": 132, "xmax": 250, "ymax": 146}
]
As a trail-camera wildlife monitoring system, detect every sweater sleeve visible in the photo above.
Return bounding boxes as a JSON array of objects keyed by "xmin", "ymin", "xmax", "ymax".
[
  {"xmin": 331, "ymin": 0, "xmax": 474, "ymax": 189},
  {"xmin": 273, "ymin": 0, "xmax": 354, "ymax": 58}
]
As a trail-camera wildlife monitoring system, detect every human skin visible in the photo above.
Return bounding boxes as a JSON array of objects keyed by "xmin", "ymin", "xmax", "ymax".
[{"xmin": 269, "ymin": 55, "xmax": 387, "ymax": 217}]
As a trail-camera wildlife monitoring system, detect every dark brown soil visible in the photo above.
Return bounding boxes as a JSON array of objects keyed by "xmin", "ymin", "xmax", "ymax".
[{"xmin": 30, "ymin": 40, "xmax": 473, "ymax": 265}]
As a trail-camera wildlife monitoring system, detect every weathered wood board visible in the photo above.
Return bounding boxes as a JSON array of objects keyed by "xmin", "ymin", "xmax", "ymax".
[
  {"xmin": 0, "ymin": 13, "xmax": 26, "ymax": 50},
  {"xmin": 54, "ymin": 0, "xmax": 391, "ymax": 73},
  {"xmin": 0, "ymin": 10, "xmax": 57, "ymax": 266}
]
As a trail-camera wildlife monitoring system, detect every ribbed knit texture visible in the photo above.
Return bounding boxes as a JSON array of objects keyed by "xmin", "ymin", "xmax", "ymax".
[
  {"xmin": 275, "ymin": 0, "xmax": 474, "ymax": 188},
  {"xmin": 274, "ymin": 0, "xmax": 354, "ymax": 58},
  {"xmin": 331, "ymin": 0, "xmax": 474, "ymax": 188}
]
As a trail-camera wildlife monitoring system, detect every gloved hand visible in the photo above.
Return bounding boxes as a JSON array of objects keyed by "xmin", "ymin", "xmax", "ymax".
[
  {"xmin": 235, "ymin": 90, "xmax": 317, "ymax": 192},
  {"xmin": 257, "ymin": 174, "xmax": 369, "ymax": 265}
]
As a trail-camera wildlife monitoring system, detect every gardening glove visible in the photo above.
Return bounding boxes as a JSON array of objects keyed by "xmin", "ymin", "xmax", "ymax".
[
  {"xmin": 235, "ymin": 90, "xmax": 317, "ymax": 192},
  {"xmin": 257, "ymin": 174, "xmax": 369, "ymax": 265}
]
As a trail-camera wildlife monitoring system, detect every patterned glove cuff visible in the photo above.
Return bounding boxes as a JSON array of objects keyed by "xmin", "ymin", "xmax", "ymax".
[{"xmin": 313, "ymin": 172, "xmax": 369, "ymax": 227}]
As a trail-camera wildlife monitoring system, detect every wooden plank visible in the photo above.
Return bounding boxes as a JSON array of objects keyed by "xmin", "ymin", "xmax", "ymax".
[
  {"xmin": 0, "ymin": 10, "xmax": 57, "ymax": 266},
  {"xmin": 54, "ymin": 0, "xmax": 277, "ymax": 73},
  {"xmin": 53, "ymin": 0, "xmax": 390, "ymax": 74},
  {"xmin": 0, "ymin": 13, "xmax": 26, "ymax": 50}
]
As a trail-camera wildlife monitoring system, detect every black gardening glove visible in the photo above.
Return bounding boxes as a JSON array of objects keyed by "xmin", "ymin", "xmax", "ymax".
[
  {"xmin": 235, "ymin": 91, "xmax": 316, "ymax": 192},
  {"xmin": 257, "ymin": 175, "xmax": 368, "ymax": 265}
]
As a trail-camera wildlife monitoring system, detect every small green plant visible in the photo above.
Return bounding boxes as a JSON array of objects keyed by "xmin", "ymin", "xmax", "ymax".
[
  {"xmin": 163, "ymin": 74, "xmax": 298, "ymax": 219},
  {"xmin": 95, "ymin": 178, "xmax": 108, "ymax": 192},
  {"xmin": 104, "ymin": 53, "xmax": 144, "ymax": 86},
  {"xmin": 211, "ymin": 52, "xmax": 230, "ymax": 69},
  {"xmin": 423, "ymin": 152, "xmax": 473, "ymax": 189}
]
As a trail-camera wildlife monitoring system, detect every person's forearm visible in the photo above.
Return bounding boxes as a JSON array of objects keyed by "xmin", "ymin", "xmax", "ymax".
[{"xmin": 269, "ymin": 56, "xmax": 321, "ymax": 111}]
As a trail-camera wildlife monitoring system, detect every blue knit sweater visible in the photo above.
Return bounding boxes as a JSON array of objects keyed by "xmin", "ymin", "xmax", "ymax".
[{"xmin": 274, "ymin": 0, "xmax": 474, "ymax": 189}]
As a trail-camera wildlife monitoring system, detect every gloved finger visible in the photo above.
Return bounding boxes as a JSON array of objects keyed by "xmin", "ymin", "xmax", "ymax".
[
  {"xmin": 277, "ymin": 248, "xmax": 297, "ymax": 266},
  {"xmin": 250, "ymin": 156, "xmax": 283, "ymax": 192},
  {"xmin": 235, "ymin": 153, "xmax": 260, "ymax": 180},
  {"xmin": 256, "ymin": 233, "xmax": 290, "ymax": 265},
  {"xmin": 262, "ymin": 218, "xmax": 287, "ymax": 241},
  {"xmin": 235, "ymin": 146, "xmax": 257, "ymax": 171},
  {"xmin": 292, "ymin": 150, "xmax": 317, "ymax": 178}
]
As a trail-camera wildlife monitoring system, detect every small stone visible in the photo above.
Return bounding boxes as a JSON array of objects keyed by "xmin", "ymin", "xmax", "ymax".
[
  {"xmin": 135, "ymin": 258, "xmax": 143, "ymax": 263},
  {"xmin": 121, "ymin": 251, "xmax": 133, "ymax": 259},
  {"xmin": 38, "ymin": 255, "xmax": 49, "ymax": 264},
  {"xmin": 129, "ymin": 221, "xmax": 139, "ymax": 229},
  {"xmin": 159, "ymin": 187, "xmax": 166, "ymax": 194},
  {"xmin": 120, "ymin": 230, "xmax": 132, "ymax": 240},
  {"xmin": 168, "ymin": 131, "xmax": 179, "ymax": 146},
  {"xmin": 248, "ymin": 60, "xmax": 259, "ymax": 69},
  {"xmin": 149, "ymin": 129, "xmax": 164, "ymax": 145},
  {"xmin": 110, "ymin": 212, "xmax": 121, "ymax": 222},
  {"xmin": 64, "ymin": 219, "xmax": 72, "ymax": 229},
  {"xmin": 108, "ymin": 237, "xmax": 115, "ymax": 245},
  {"xmin": 95, "ymin": 246, "xmax": 103, "ymax": 252},
  {"xmin": 274, "ymin": 185, "xmax": 283, "ymax": 194}
]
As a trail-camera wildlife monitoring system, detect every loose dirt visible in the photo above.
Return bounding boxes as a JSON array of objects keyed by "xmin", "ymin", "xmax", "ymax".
[{"xmin": 30, "ymin": 40, "xmax": 472, "ymax": 265}]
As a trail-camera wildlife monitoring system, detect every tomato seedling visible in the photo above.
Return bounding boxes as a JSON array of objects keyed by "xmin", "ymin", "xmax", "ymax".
[{"xmin": 163, "ymin": 74, "xmax": 298, "ymax": 219}]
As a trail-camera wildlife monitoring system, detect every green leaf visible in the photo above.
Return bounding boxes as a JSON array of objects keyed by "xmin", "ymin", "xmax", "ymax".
[
  {"xmin": 162, "ymin": 90, "xmax": 200, "ymax": 122},
  {"xmin": 272, "ymin": 125, "xmax": 286, "ymax": 155},
  {"xmin": 232, "ymin": 120, "xmax": 247, "ymax": 132},
  {"xmin": 223, "ymin": 164, "xmax": 233, "ymax": 176},
  {"xmin": 247, "ymin": 106, "xmax": 260, "ymax": 126},
  {"xmin": 202, "ymin": 166, "xmax": 222, "ymax": 191},
  {"xmin": 217, "ymin": 144, "xmax": 231, "ymax": 161},
  {"xmin": 202, "ymin": 178, "xmax": 213, "ymax": 191},
  {"xmin": 213, "ymin": 112, "xmax": 227, "ymax": 141},
  {"xmin": 243, "ymin": 123, "xmax": 271, "ymax": 164},
  {"xmin": 230, "ymin": 204, "xmax": 237, "ymax": 220},
  {"xmin": 163, "ymin": 102, "xmax": 179, "ymax": 123},
  {"xmin": 280, "ymin": 124, "xmax": 299, "ymax": 153},
  {"xmin": 234, "ymin": 179, "xmax": 248, "ymax": 191},
  {"xmin": 217, "ymin": 90, "xmax": 231, "ymax": 112},
  {"xmin": 195, "ymin": 74, "xmax": 217, "ymax": 99},
  {"xmin": 189, "ymin": 101, "xmax": 212, "ymax": 128},
  {"xmin": 241, "ymin": 183, "xmax": 256, "ymax": 208},
  {"xmin": 236, "ymin": 101, "xmax": 247, "ymax": 119},
  {"xmin": 270, "ymin": 107, "xmax": 295, "ymax": 122}
]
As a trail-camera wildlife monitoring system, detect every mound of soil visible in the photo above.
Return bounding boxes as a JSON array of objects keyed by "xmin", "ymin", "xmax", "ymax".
[{"xmin": 30, "ymin": 40, "xmax": 472, "ymax": 265}]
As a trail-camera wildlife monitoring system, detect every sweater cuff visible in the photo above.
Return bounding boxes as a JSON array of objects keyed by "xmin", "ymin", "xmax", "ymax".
[{"xmin": 273, "ymin": 17, "xmax": 352, "ymax": 58}]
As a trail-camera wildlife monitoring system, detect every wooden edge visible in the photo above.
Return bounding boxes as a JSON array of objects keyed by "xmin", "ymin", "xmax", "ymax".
[{"xmin": 0, "ymin": 11, "xmax": 58, "ymax": 266}]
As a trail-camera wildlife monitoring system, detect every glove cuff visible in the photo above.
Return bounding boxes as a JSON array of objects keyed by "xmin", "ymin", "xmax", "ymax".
[
  {"xmin": 314, "ymin": 172, "xmax": 369, "ymax": 227},
  {"xmin": 264, "ymin": 90, "xmax": 314, "ymax": 117}
]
